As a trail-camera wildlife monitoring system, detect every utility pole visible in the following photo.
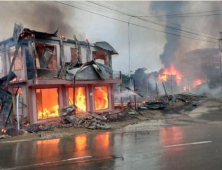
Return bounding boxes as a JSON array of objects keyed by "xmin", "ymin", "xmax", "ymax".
[
  {"xmin": 156, "ymin": 82, "xmax": 159, "ymax": 98},
  {"xmin": 186, "ymin": 76, "xmax": 189, "ymax": 93},
  {"xmin": 218, "ymin": 32, "xmax": 222, "ymax": 91},
  {"xmin": 171, "ymin": 75, "xmax": 173, "ymax": 95}
]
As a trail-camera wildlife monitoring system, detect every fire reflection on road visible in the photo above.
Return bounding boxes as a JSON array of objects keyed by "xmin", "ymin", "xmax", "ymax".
[
  {"xmin": 0, "ymin": 132, "xmax": 113, "ymax": 168},
  {"xmin": 75, "ymin": 134, "xmax": 87, "ymax": 151},
  {"xmin": 36, "ymin": 139, "xmax": 60, "ymax": 162},
  {"xmin": 160, "ymin": 126, "xmax": 184, "ymax": 151},
  {"xmin": 95, "ymin": 132, "xmax": 110, "ymax": 148}
]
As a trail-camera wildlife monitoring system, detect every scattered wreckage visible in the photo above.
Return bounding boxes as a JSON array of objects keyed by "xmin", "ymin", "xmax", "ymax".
[
  {"xmin": 25, "ymin": 105, "xmax": 133, "ymax": 135},
  {"xmin": 138, "ymin": 92, "xmax": 206, "ymax": 110}
]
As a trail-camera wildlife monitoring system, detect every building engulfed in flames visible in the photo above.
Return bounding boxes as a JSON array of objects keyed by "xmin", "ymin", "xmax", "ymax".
[
  {"xmin": 158, "ymin": 64, "xmax": 206, "ymax": 93},
  {"xmin": 158, "ymin": 65, "xmax": 182, "ymax": 86},
  {"xmin": 0, "ymin": 25, "xmax": 121, "ymax": 124}
]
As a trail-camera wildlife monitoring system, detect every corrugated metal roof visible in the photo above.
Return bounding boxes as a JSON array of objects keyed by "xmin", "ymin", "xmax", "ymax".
[
  {"xmin": 66, "ymin": 60, "xmax": 113, "ymax": 81},
  {"xmin": 94, "ymin": 42, "xmax": 118, "ymax": 55}
]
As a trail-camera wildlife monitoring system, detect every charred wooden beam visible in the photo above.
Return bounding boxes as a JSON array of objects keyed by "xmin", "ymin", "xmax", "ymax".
[{"xmin": 0, "ymin": 72, "xmax": 17, "ymax": 85}]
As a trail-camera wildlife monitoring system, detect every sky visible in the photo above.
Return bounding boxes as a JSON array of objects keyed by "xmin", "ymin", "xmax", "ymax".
[{"xmin": 0, "ymin": 1, "xmax": 220, "ymax": 75}]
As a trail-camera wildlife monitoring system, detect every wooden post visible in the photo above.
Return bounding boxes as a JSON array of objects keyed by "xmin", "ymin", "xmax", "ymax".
[
  {"xmin": 5, "ymin": 45, "xmax": 20, "ymax": 90},
  {"xmin": 156, "ymin": 82, "xmax": 158, "ymax": 98},
  {"xmin": 134, "ymin": 95, "xmax": 136, "ymax": 110},
  {"xmin": 171, "ymin": 75, "xmax": 173, "ymax": 95},
  {"xmin": 162, "ymin": 81, "xmax": 169, "ymax": 99},
  {"xmin": 120, "ymin": 85, "xmax": 123, "ymax": 110}
]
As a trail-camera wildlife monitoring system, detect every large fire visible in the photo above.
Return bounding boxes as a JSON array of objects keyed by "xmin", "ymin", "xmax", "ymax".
[
  {"xmin": 36, "ymin": 88, "xmax": 59, "ymax": 120},
  {"xmin": 94, "ymin": 86, "xmax": 109, "ymax": 110},
  {"xmin": 68, "ymin": 87, "xmax": 87, "ymax": 114},
  {"xmin": 158, "ymin": 65, "xmax": 182, "ymax": 85}
]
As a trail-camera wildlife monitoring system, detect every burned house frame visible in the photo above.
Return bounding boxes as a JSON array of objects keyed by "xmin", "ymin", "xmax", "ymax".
[{"xmin": 0, "ymin": 28, "xmax": 121, "ymax": 124}]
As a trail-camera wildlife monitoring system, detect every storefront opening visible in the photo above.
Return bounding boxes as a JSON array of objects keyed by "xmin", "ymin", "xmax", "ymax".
[
  {"xmin": 68, "ymin": 87, "xmax": 87, "ymax": 114},
  {"xmin": 36, "ymin": 88, "xmax": 59, "ymax": 120},
  {"xmin": 94, "ymin": 86, "xmax": 109, "ymax": 110}
]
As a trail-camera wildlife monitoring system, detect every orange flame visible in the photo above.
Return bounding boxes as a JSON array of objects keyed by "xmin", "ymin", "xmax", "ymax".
[
  {"xmin": 158, "ymin": 65, "xmax": 182, "ymax": 85},
  {"xmin": 36, "ymin": 88, "xmax": 59, "ymax": 120},
  {"xmin": 94, "ymin": 86, "xmax": 109, "ymax": 110},
  {"xmin": 75, "ymin": 87, "xmax": 87, "ymax": 113},
  {"xmin": 38, "ymin": 105, "xmax": 59, "ymax": 120},
  {"xmin": 1, "ymin": 128, "xmax": 6, "ymax": 135},
  {"xmin": 193, "ymin": 79, "xmax": 206, "ymax": 88},
  {"xmin": 68, "ymin": 87, "xmax": 87, "ymax": 114}
]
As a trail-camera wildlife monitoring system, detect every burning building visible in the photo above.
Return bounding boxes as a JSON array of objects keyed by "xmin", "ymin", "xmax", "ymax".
[{"xmin": 0, "ymin": 24, "xmax": 121, "ymax": 124}]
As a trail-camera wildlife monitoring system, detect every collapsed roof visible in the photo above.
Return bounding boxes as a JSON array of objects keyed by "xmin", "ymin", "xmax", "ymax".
[{"xmin": 66, "ymin": 60, "xmax": 113, "ymax": 81}]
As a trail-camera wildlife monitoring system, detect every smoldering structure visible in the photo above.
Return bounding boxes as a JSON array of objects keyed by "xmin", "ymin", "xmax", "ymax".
[{"xmin": 0, "ymin": 24, "xmax": 121, "ymax": 125}]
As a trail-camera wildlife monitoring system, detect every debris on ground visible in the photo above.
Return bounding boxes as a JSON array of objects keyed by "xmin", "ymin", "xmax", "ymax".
[
  {"xmin": 137, "ymin": 93, "xmax": 206, "ymax": 110},
  {"xmin": 25, "ymin": 106, "xmax": 134, "ymax": 134},
  {"xmin": 60, "ymin": 105, "xmax": 76, "ymax": 117},
  {"xmin": 0, "ymin": 134, "xmax": 11, "ymax": 139}
]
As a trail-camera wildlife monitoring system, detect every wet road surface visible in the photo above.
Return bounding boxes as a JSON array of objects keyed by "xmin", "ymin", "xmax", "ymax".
[{"xmin": 1, "ymin": 122, "xmax": 222, "ymax": 170}]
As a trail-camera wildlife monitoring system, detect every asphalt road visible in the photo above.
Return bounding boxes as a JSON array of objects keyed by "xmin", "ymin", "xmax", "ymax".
[{"xmin": 1, "ymin": 121, "xmax": 222, "ymax": 170}]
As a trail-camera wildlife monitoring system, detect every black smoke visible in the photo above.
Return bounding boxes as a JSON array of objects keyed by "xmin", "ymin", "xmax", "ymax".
[
  {"xmin": 0, "ymin": 1, "xmax": 80, "ymax": 38},
  {"xmin": 150, "ymin": 2, "xmax": 186, "ymax": 66}
]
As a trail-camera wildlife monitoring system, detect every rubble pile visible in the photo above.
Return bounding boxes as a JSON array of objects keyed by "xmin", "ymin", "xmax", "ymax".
[
  {"xmin": 61, "ymin": 114, "xmax": 111, "ymax": 130},
  {"xmin": 137, "ymin": 93, "xmax": 206, "ymax": 110},
  {"xmin": 138, "ymin": 98, "xmax": 168, "ymax": 110},
  {"xmin": 25, "ymin": 105, "xmax": 135, "ymax": 133},
  {"xmin": 176, "ymin": 93, "xmax": 206, "ymax": 103},
  {"xmin": 25, "ymin": 123, "xmax": 56, "ymax": 133},
  {"xmin": 60, "ymin": 106, "xmax": 111, "ymax": 130}
]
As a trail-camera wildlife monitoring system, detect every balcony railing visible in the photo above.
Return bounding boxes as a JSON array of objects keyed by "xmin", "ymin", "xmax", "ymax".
[{"xmin": 112, "ymin": 71, "xmax": 122, "ymax": 80}]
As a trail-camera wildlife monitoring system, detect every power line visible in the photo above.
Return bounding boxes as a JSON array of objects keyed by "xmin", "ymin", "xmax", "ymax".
[
  {"xmin": 105, "ymin": 3, "xmax": 222, "ymax": 18},
  {"xmin": 88, "ymin": 1, "xmax": 218, "ymax": 40},
  {"xmin": 73, "ymin": 1, "xmax": 120, "ymax": 14},
  {"xmin": 157, "ymin": 13, "xmax": 222, "ymax": 18},
  {"xmin": 54, "ymin": 1, "xmax": 218, "ymax": 44},
  {"xmin": 104, "ymin": 1, "xmax": 218, "ymax": 39},
  {"xmin": 137, "ymin": 10, "xmax": 222, "ymax": 18}
]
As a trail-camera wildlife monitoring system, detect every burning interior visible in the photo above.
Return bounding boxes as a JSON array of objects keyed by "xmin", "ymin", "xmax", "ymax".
[
  {"xmin": 36, "ymin": 88, "xmax": 59, "ymax": 120},
  {"xmin": 94, "ymin": 86, "xmax": 109, "ymax": 110},
  {"xmin": 68, "ymin": 87, "xmax": 87, "ymax": 114}
]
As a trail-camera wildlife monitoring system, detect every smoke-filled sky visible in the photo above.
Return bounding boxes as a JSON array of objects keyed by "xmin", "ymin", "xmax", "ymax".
[{"xmin": 0, "ymin": 1, "xmax": 220, "ymax": 74}]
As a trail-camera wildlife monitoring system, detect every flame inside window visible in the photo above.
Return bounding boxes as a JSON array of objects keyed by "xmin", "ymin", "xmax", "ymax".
[
  {"xmin": 68, "ymin": 87, "xmax": 87, "ymax": 114},
  {"xmin": 94, "ymin": 86, "xmax": 109, "ymax": 110},
  {"xmin": 36, "ymin": 88, "xmax": 59, "ymax": 120}
]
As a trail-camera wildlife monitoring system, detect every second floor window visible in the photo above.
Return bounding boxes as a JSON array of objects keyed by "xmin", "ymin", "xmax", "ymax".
[
  {"xmin": 35, "ymin": 43, "xmax": 57, "ymax": 69},
  {"xmin": 93, "ymin": 51, "xmax": 108, "ymax": 65}
]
